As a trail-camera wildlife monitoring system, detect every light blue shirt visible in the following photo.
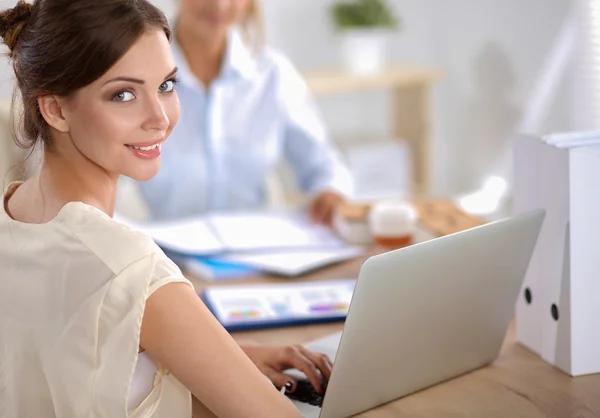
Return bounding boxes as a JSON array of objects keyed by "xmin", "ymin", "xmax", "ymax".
[{"xmin": 135, "ymin": 30, "xmax": 353, "ymax": 220}]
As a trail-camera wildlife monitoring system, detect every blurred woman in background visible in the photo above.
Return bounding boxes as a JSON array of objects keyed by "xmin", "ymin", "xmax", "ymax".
[{"xmin": 132, "ymin": 0, "xmax": 353, "ymax": 225}]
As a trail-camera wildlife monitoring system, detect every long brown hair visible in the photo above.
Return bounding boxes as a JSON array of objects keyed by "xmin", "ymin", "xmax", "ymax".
[
  {"xmin": 0, "ymin": 0, "xmax": 171, "ymax": 152},
  {"xmin": 241, "ymin": 0, "xmax": 264, "ymax": 53}
]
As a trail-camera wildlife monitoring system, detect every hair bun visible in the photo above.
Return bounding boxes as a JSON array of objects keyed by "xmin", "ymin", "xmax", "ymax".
[{"xmin": 0, "ymin": 1, "xmax": 33, "ymax": 52}]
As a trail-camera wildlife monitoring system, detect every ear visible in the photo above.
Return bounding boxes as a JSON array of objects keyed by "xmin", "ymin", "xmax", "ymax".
[{"xmin": 38, "ymin": 95, "xmax": 70, "ymax": 133}]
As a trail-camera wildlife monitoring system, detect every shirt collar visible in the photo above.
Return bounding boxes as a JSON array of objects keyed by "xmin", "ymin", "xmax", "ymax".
[
  {"xmin": 224, "ymin": 28, "xmax": 258, "ymax": 81},
  {"xmin": 171, "ymin": 28, "xmax": 257, "ymax": 89}
]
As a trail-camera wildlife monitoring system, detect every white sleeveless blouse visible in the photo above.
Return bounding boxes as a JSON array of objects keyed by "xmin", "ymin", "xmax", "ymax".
[{"xmin": 0, "ymin": 182, "xmax": 193, "ymax": 418}]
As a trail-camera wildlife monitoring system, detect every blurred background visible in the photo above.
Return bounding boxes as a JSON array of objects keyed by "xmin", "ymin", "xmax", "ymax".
[
  {"xmin": 257, "ymin": 0, "xmax": 570, "ymax": 198},
  {"xmin": 157, "ymin": 0, "xmax": 571, "ymax": 208},
  {"xmin": 0, "ymin": 0, "xmax": 576, "ymax": 213}
]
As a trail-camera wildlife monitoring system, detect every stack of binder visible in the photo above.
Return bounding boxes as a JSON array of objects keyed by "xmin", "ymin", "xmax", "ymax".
[{"xmin": 513, "ymin": 132, "xmax": 600, "ymax": 376}]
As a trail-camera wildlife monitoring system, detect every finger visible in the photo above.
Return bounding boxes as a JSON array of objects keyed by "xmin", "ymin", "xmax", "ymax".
[
  {"xmin": 313, "ymin": 198, "xmax": 330, "ymax": 225},
  {"xmin": 308, "ymin": 197, "xmax": 325, "ymax": 224},
  {"xmin": 319, "ymin": 203, "xmax": 335, "ymax": 226},
  {"xmin": 284, "ymin": 346, "xmax": 323, "ymax": 393},
  {"xmin": 298, "ymin": 347, "xmax": 333, "ymax": 381},
  {"xmin": 262, "ymin": 368, "xmax": 297, "ymax": 393},
  {"xmin": 320, "ymin": 194, "xmax": 344, "ymax": 227}
]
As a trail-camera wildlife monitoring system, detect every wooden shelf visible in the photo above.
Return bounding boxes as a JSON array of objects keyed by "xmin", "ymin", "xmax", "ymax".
[
  {"xmin": 302, "ymin": 66, "xmax": 442, "ymax": 96},
  {"xmin": 300, "ymin": 65, "xmax": 442, "ymax": 195}
]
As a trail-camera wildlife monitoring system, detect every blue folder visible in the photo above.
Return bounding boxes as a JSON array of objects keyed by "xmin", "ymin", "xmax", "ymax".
[
  {"xmin": 201, "ymin": 279, "xmax": 356, "ymax": 332},
  {"xmin": 164, "ymin": 250, "xmax": 259, "ymax": 281}
]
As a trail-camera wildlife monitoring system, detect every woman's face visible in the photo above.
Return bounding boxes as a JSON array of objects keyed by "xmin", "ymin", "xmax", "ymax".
[
  {"xmin": 178, "ymin": 0, "xmax": 252, "ymax": 41},
  {"xmin": 58, "ymin": 29, "xmax": 180, "ymax": 182}
]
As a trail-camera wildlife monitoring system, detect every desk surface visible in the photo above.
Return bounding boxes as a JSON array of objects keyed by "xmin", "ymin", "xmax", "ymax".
[{"xmin": 186, "ymin": 253, "xmax": 600, "ymax": 418}]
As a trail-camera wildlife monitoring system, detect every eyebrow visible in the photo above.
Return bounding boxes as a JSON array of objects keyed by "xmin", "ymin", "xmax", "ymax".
[{"xmin": 103, "ymin": 67, "xmax": 178, "ymax": 86}]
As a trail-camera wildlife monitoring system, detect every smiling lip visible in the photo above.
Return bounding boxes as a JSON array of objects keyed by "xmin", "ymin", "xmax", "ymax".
[
  {"xmin": 126, "ymin": 138, "xmax": 165, "ymax": 148},
  {"xmin": 125, "ymin": 138, "xmax": 165, "ymax": 160},
  {"xmin": 204, "ymin": 14, "xmax": 226, "ymax": 25}
]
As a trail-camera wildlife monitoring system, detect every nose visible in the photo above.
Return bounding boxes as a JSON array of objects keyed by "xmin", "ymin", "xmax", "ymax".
[{"xmin": 143, "ymin": 95, "xmax": 170, "ymax": 132}]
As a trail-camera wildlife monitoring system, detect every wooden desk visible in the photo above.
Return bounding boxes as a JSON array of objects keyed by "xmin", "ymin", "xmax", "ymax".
[
  {"xmin": 187, "ymin": 254, "xmax": 600, "ymax": 418},
  {"xmin": 302, "ymin": 66, "xmax": 442, "ymax": 195}
]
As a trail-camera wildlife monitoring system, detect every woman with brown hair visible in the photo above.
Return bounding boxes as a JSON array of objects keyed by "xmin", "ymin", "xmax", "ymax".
[
  {"xmin": 130, "ymin": 0, "xmax": 353, "ymax": 225},
  {"xmin": 0, "ymin": 1, "xmax": 331, "ymax": 416}
]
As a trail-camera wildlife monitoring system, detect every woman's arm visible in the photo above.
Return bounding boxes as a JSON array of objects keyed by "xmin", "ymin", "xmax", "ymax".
[
  {"xmin": 140, "ymin": 282, "xmax": 301, "ymax": 418},
  {"xmin": 276, "ymin": 55, "xmax": 353, "ymax": 204},
  {"xmin": 192, "ymin": 395, "xmax": 218, "ymax": 418}
]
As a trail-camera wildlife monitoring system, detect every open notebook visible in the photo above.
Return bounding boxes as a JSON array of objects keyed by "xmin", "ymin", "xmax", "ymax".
[
  {"xmin": 115, "ymin": 211, "xmax": 365, "ymax": 278},
  {"xmin": 116, "ymin": 211, "xmax": 347, "ymax": 256}
]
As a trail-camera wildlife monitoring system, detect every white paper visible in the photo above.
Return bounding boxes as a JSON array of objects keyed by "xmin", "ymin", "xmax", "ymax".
[
  {"xmin": 144, "ymin": 219, "xmax": 224, "ymax": 254},
  {"xmin": 543, "ymin": 131, "xmax": 600, "ymax": 148},
  {"xmin": 115, "ymin": 214, "xmax": 224, "ymax": 255},
  {"xmin": 115, "ymin": 211, "xmax": 346, "ymax": 255},
  {"xmin": 216, "ymin": 246, "xmax": 366, "ymax": 277},
  {"xmin": 206, "ymin": 212, "xmax": 345, "ymax": 252}
]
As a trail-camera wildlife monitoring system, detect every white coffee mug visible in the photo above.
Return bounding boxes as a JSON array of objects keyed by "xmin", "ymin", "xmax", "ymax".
[{"xmin": 369, "ymin": 199, "xmax": 418, "ymax": 247}]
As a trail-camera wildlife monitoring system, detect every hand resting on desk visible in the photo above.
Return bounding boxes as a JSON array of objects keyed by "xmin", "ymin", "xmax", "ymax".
[
  {"xmin": 240, "ymin": 343, "xmax": 332, "ymax": 395},
  {"xmin": 308, "ymin": 190, "xmax": 344, "ymax": 226}
]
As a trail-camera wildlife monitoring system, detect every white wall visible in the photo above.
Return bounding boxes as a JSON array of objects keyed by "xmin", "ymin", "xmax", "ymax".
[
  {"xmin": 258, "ymin": 0, "xmax": 571, "ymax": 195},
  {"xmin": 0, "ymin": 0, "xmax": 571, "ymax": 195}
]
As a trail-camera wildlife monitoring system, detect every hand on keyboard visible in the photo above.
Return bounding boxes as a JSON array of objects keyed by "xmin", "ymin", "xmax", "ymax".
[
  {"xmin": 240, "ymin": 343, "xmax": 332, "ymax": 395},
  {"xmin": 284, "ymin": 376, "xmax": 328, "ymax": 407}
]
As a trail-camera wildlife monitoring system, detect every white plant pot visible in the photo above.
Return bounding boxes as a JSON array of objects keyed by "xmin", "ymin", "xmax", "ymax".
[{"xmin": 339, "ymin": 29, "xmax": 389, "ymax": 75}]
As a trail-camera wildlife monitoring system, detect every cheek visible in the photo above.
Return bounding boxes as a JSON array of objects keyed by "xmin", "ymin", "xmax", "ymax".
[
  {"xmin": 165, "ymin": 96, "xmax": 181, "ymax": 135},
  {"xmin": 69, "ymin": 104, "xmax": 139, "ymax": 153}
]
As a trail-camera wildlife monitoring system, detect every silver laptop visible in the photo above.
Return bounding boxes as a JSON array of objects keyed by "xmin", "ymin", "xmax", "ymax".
[{"xmin": 287, "ymin": 209, "xmax": 545, "ymax": 418}]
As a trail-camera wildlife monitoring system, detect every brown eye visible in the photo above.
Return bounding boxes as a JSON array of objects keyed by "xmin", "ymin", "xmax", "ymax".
[
  {"xmin": 112, "ymin": 91, "xmax": 136, "ymax": 102},
  {"xmin": 159, "ymin": 79, "xmax": 176, "ymax": 93}
]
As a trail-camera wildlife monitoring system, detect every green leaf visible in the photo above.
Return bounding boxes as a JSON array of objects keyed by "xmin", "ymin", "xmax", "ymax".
[{"xmin": 330, "ymin": 0, "xmax": 400, "ymax": 30}]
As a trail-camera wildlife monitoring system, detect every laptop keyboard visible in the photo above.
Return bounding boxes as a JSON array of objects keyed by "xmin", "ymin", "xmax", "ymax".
[{"xmin": 285, "ymin": 378, "xmax": 327, "ymax": 407}]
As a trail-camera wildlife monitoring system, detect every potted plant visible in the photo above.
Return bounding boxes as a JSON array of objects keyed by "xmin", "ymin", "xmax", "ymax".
[{"xmin": 330, "ymin": 0, "xmax": 400, "ymax": 75}]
